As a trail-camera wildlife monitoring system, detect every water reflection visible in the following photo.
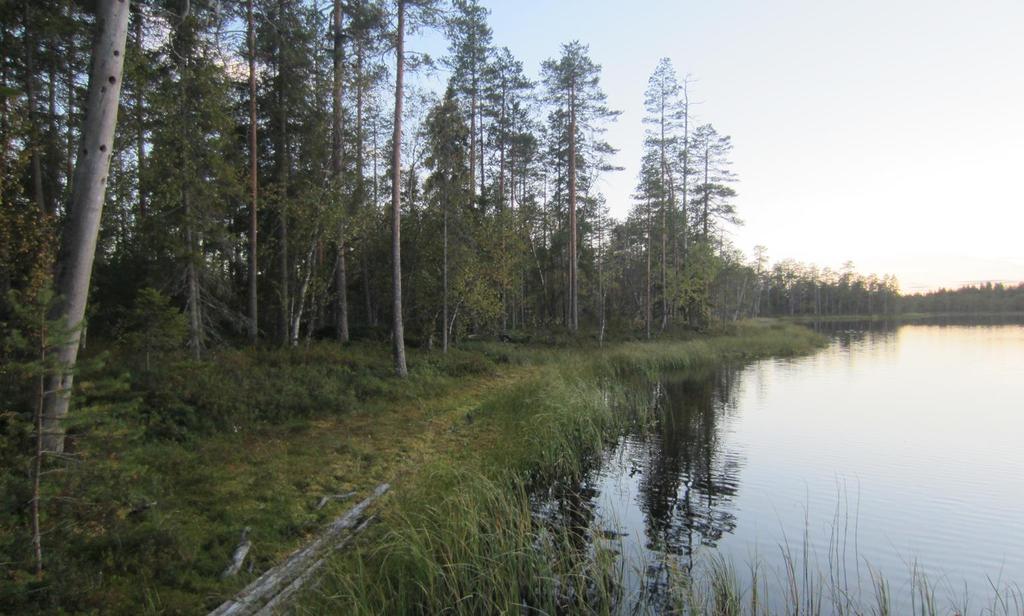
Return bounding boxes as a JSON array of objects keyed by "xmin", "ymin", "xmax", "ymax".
[
  {"xmin": 547, "ymin": 323, "xmax": 1024, "ymax": 613},
  {"xmin": 639, "ymin": 370, "xmax": 741, "ymax": 556}
]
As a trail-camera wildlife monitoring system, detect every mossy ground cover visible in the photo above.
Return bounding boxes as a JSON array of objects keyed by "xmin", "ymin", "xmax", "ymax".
[{"xmin": 1, "ymin": 321, "xmax": 825, "ymax": 614}]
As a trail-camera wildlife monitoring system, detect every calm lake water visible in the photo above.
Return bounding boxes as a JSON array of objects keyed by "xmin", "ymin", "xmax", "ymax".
[{"xmin": 569, "ymin": 323, "xmax": 1024, "ymax": 613}]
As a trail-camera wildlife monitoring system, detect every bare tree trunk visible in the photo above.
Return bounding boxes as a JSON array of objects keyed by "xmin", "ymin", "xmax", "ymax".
[
  {"xmin": 390, "ymin": 0, "xmax": 408, "ymax": 377},
  {"xmin": 478, "ymin": 106, "xmax": 485, "ymax": 200},
  {"xmin": 597, "ymin": 216, "xmax": 606, "ymax": 346},
  {"xmin": 680, "ymin": 79, "xmax": 691, "ymax": 318},
  {"xmin": 41, "ymin": 0, "xmax": 130, "ymax": 453},
  {"xmin": 332, "ymin": 0, "xmax": 349, "ymax": 343},
  {"xmin": 660, "ymin": 193, "xmax": 668, "ymax": 334},
  {"xmin": 32, "ymin": 317, "xmax": 45, "ymax": 576},
  {"xmin": 246, "ymin": 0, "xmax": 259, "ymax": 344},
  {"xmin": 646, "ymin": 200, "xmax": 652, "ymax": 340},
  {"xmin": 47, "ymin": 58, "xmax": 60, "ymax": 216},
  {"xmin": 275, "ymin": 0, "xmax": 289, "ymax": 346},
  {"xmin": 278, "ymin": 209, "xmax": 289, "ymax": 345},
  {"xmin": 702, "ymin": 149, "xmax": 710, "ymax": 239},
  {"xmin": 567, "ymin": 83, "xmax": 578, "ymax": 332},
  {"xmin": 357, "ymin": 49, "xmax": 374, "ymax": 328},
  {"xmin": 291, "ymin": 243, "xmax": 316, "ymax": 346},
  {"xmin": 498, "ymin": 100, "xmax": 505, "ymax": 208},
  {"xmin": 184, "ymin": 190, "xmax": 203, "ymax": 360},
  {"xmin": 442, "ymin": 193, "xmax": 448, "ymax": 353},
  {"xmin": 64, "ymin": 3, "xmax": 75, "ymax": 197},
  {"xmin": 24, "ymin": 3, "xmax": 46, "ymax": 214},
  {"xmin": 659, "ymin": 98, "xmax": 669, "ymax": 332},
  {"xmin": 468, "ymin": 85, "xmax": 476, "ymax": 200},
  {"xmin": 133, "ymin": 10, "xmax": 146, "ymax": 220}
]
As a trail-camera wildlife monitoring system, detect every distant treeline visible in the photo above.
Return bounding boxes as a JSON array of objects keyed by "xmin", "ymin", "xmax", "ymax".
[
  {"xmin": 742, "ymin": 258, "xmax": 900, "ymax": 318},
  {"xmin": 900, "ymin": 282, "xmax": 1024, "ymax": 315},
  {"xmin": 746, "ymin": 257, "xmax": 1023, "ymax": 318}
]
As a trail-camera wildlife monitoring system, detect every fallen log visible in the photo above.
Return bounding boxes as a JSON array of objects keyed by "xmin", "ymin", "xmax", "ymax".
[
  {"xmin": 210, "ymin": 483, "xmax": 389, "ymax": 616},
  {"xmin": 315, "ymin": 491, "xmax": 356, "ymax": 511},
  {"xmin": 221, "ymin": 527, "xmax": 252, "ymax": 579},
  {"xmin": 254, "ymin": 515, "xmax": 376, "ymax": 616}
]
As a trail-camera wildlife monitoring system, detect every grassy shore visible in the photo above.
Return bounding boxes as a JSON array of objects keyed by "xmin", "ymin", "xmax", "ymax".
[
  {"xmin": 1, "ymin": 320, "xmax": 826, "ymax": 614},
  {"xmin": 291, "ymin": 321, "xmax": 826, "ymax": 615}
]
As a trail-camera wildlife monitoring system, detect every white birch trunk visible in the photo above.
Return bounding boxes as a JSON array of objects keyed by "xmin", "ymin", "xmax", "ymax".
[{"xmin": 42, "ymin": 0, "xmax": 130, "ymax": 453}]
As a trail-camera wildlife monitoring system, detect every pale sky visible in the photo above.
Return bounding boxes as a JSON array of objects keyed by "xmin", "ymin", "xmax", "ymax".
[{"xmin": 412, "ymin": 0, "xmax": 1024, "ymax": 291}]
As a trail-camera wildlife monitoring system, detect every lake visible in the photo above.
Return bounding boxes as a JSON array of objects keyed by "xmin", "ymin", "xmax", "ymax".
[{"xmin": 560, "ymin": 322, "xmax": 1024, "ymax": 614}]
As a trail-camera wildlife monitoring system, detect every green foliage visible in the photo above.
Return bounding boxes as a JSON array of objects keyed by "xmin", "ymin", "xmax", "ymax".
[
  {"xmin": 0, "ymin": 317, "xmax": 822, "ymax": 614},
  {"xmin": 1, "ymin": 286, "xmax": 145, "ymax": 613},
  {"xmin": 117, "ymin": 288, "xmax": 188, "ymax": 370}
]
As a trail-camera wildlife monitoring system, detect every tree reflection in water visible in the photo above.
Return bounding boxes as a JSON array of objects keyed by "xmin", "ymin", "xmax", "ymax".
[
  {"xmin": 634, "ymin": 367, "xmax": 744, "ymax": 599},
  {"xmin": 536, "ymin": 365, "xmax": 748, "ymax": 610}
]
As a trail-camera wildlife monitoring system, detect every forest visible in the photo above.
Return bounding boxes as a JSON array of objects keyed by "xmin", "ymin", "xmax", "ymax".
[
  {"xmin": 1, "ymin": 0, "xmax": 1017, "ymax": 613},
  {"xmin": 0, "ymin": 0, "xmax": 904, "ymax": 363}
]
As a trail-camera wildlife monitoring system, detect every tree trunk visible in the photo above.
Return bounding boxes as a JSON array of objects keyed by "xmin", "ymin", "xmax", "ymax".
[
  {"xmin": 680, "ymin": 81, "xmax": 690, "ymax": 266},
  {"xmin": 133, "ymin": 10, "xmax": 147, "ymax": 220},
  {"xmin": 290, "ymin": 243, "xmax": 316, "ymax": 346},
  {"xmin": 184, "ymin": 189, "xmax": 203, "ymax": 360},
  {"xmin": 46, "ymin": 57, "xmax": 61, "ymax": 216},
  {"xmin": 24, "ymin": 3, "xmax": 46, "ymax": 214},
  {"xmin": 469, "ymin": 86, "xmax": 476, "ymax": 200},
  {"xmin": 390, "ymin": 0, "xmax": 408, "ymax": 377},
  {"xmin": 659, "ymin": 101, "xmax": 669, "ymax": 332},
  {"xmin": 646, "ymin": 200, "xmax": 653, "ymax": 340},
  {"xmin": 246, "ymin": 0, "xmax": 259, "ymax": 344},
  {"xmin": 597, "ymin": 217, "xmax": 605, "ymax": 346},
  {"xmin": 567, "ymin": 82, "xmax": 578, "ymax": 332},
  {"xmin": 64, "ymin": 3, "xmax": 76, "ymax": 198},
  {"xmin": 442, "ymin": 190, "xmax": 448, "ymax": 354},
  {"xmin": 357, "ymin": 48, "xmax": 374, "ymax": 328},
  {"xmin": 41, "ymin": 0, "xmax": 130, "ymax": 453},
  {"xmin": 702, "ymin": 149, "xmax": 710, "ymax": 239},
  {"xmin": 32, "ymin": 317, "xmax": 45, "ymax": 576},
  {"xmin": 332, "ymin": 0, "xmax": 349, "ymax": 343}
]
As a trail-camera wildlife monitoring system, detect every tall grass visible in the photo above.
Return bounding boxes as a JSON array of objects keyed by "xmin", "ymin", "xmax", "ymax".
[
  {"xmin": 306, "ymin": 469, "xmax": 626, "ymax": 615},
  {"xmin": 298, "ymin": 322, "xmax": 830, "ymax": 614},
  {"xmin": 654, "ymin": 550, "xmax": 1024, "ymax": 616},
  {"xmin": 299, "ymin": 323, "xmax": 1021, "ymax": 615}
]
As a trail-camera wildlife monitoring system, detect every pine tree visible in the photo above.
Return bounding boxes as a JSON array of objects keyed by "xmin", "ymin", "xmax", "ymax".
[
  {"xmin": 689, "ymin": 123, "xmax": 738, "ymax": 241},
  {"xmin": 446, "ymin": 0, "xmax": 492, "ymax": 203},
  {"xmin": 424, "ymin": 86, "xmax": 471, "ymax": 352},
  {"xmin": 643, "ymin": 58, "xmax": 685, "ymax": 331},
  {"xmin": 541, "ymin": 41, "xmax": 619, "ymax": 332}
]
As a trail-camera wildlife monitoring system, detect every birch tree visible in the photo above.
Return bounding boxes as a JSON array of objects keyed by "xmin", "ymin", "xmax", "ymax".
[{"xmin": 41, "ymin": 0, "xmax": 130, "ymax": 452}]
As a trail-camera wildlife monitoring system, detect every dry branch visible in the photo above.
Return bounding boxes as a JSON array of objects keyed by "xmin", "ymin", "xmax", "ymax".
[
  {"xmin": 221, "ymin": 527, "xmax": 252, "ymax": 579},
  {"xmin": 209, "ymin": 483, "xmax": 389, "ymax": 616},
  {"xmin": 315, "ymin": 491, "xmax": 356, "ymax": 511},
  {"xmin": 254, "ymin": 515, "xmax": 377, "ymax": 616}
]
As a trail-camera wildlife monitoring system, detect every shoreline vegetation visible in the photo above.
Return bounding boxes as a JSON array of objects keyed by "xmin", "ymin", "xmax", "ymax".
[
  {"xmin": 293, "ymin": 319, "xmax": 1024, "ymax": 616},
  {"xmin": 2, "ymin": 320, "xmax": 825, "ymax": 613}
]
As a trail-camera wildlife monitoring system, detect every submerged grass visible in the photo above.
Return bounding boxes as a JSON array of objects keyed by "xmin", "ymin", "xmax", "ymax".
[{"xmin": 654, "ymin": 551, "xmax": 1024, "ymax": 616}]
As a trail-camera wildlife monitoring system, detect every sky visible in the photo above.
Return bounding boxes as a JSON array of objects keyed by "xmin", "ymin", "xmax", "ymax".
[{"xmin": 411, "ymin": 0, "xmax": 1024, "ymax": 291}]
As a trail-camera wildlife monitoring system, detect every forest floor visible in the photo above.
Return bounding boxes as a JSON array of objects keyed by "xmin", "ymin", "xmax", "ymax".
[{"xmin": 3, "ymin": 320, "xmax": 826, "ymax": 614}]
